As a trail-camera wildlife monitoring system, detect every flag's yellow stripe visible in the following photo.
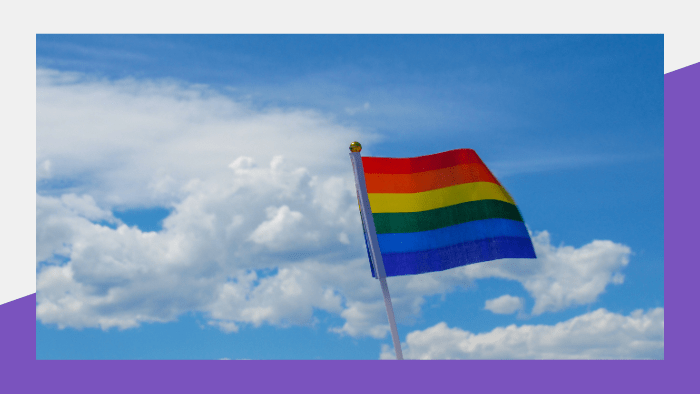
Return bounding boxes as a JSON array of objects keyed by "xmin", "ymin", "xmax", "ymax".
[{"xmin": 368, "ymin": 182, "xmax": 516, "ymax": 213}]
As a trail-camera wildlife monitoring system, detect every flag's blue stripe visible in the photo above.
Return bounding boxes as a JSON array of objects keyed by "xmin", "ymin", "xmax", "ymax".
[
  {"xmin": 380, "ymin": 236, "xmax": 536, "ymax": 277},
  {"xmin": 376, "ymin": 218, "xmax": 530, "ymax": 254}
]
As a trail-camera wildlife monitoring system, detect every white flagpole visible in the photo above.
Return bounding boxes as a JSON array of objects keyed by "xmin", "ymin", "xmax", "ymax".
[{"xmin": 349, "ymin": 142, "xmax": 404, "ymax": 360}]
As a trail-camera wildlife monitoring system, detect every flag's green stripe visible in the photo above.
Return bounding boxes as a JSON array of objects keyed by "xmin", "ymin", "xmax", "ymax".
[{"xmin": 373, "ymin": 199, "xmax": 524, "ymax": 234}]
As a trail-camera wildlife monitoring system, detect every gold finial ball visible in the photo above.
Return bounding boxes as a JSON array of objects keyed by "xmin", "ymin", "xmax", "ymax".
[{"xmin": 349, "ymin": 141, "xmax": 362, "ymax": 152}]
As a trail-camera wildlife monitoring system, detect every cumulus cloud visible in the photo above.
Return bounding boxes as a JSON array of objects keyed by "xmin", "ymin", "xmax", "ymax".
[
  {"xmin": 439, "ymin": 230, "xmax": 632, "ymax": 316},
  {"xmin": 207, "ymin": 266, "xmax": 344, "ymax": 330},
  {"xmin": 484, "ymin": 295, "xmax": 524, "ymax": 314},
  {"xmin": 330, "ymin": 301, "xmax": 391, "ymax": 339},
  {"xmin": 248, "ymin": 205, "xmax": 307, "ymax": 248},
  {"xmin": 36, "ymin": 156, "xmax": 368, "ymax": 330},
  {"xmin": 36, "ymin": 193, "xmax": 118, "ymax": 264},
  {"xmin": 36, "ymin": 68, "xmax": 636, "ymax": 343},
  {"xmin": 380, "ymin": 308, "xmax": 663, "ymax": 360}
]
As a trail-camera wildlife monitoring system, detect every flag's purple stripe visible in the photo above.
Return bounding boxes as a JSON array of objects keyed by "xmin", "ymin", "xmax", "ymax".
[
  {"xmin": 376, "ymin": 218, "xmax": 529, "ymax": 254},
  {"xmin": 379, "ymin": 236, "xmax": 536, "ymax": 277}
]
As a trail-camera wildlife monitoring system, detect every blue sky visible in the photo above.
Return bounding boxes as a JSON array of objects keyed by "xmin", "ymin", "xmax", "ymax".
[{"xmin": 35, "ymin": 34, "xmax": 663, "ymax": 360}]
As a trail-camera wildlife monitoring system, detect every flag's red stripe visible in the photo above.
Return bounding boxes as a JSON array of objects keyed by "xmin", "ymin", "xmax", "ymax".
[{"xmin": 361, "ymin": 148, "xmax": 486, "ymax": 174}]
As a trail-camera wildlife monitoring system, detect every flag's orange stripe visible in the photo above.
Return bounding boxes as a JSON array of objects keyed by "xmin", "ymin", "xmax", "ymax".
[{"xmin": 365, "ymin": 163, "xmax": 501, "ymax": 194}]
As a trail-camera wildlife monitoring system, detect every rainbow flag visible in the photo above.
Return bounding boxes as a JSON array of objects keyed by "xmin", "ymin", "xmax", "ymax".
[{"xmin": 362, "ymin": 148, "xmax": 536, "ymax": 277}]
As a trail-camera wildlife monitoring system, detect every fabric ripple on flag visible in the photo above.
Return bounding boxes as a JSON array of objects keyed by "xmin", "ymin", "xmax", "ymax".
[{"xmin": 362, "ymin": 148, "xmax": 536, "ymax": 277}]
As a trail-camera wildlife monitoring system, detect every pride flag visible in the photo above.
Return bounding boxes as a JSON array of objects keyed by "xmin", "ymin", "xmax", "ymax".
[{"xmin": 361, "ymin": 148, "xmax": 536, "ymax": 277}]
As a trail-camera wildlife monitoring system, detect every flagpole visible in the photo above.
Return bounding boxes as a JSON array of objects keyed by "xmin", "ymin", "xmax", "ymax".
[{"xmin": 349, "ymin": 142, "xmax": 404, "ymax": 360}]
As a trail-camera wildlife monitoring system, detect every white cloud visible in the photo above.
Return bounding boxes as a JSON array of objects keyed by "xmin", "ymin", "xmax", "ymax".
[
  {"xmin": 248, "ymin": 205, "xmax": 306, "ymax": 248},
  {"xmin": 484, "ymin": 295, "xmax": 524, "ymax": 314},
  {"xmin": 380, "ymin": 307, "xmax": 663, "ymax": 360},
  {"xmin": 59, "ymin": 194, "xmax": 116, "ymax": 223},
  {"xmin": 37, "ymin": 159, "xmax": 52, "ymax": 179},
  {"xmin": 345, "ymin": 102, "xmax": 370, "ymax": 115},
  {"xmin": 36, "ymin": 68, "xmax": 378, "ymax": 208},
  {"xmin": 330, "ymin": 300, "xmax": 390, "ymax": 339},
  {"xmin": 36, "ymin": 157, "xmax": 366, "ymax": 331},
  {"xmin": 36, "ymin": 68, "xmax": 637, "ymax": 342},
  {"xmin": 338, "ymin": 232, "xmax": 350, "ymax": 245},
  {"xmin": 206, "ymin": 263, "xmax": 345, "ymax": 330},
  {"xmin": 445, "ymin": 230, "xmax": 631, "ymax": 316},
  {"xmin": 36, "ymin": 193, "xmax": 118, "ymax": 264}
]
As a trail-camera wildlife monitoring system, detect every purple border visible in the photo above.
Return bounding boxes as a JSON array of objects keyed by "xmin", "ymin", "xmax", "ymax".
[{"xmin": 2, "ymin": 62, "xmax": 695, "ymax": 392}]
